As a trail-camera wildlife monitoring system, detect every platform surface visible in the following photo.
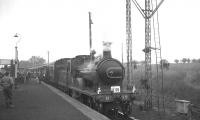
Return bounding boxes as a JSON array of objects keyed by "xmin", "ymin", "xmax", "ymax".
[{"xmin": 0, "ymin": 80, "xmax": 109, "ymax": 120}]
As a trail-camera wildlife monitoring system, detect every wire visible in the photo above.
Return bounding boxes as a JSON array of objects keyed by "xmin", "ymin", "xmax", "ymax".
[
  {"xmin": 151, "ymin": 0, "xmax": 165, "ymax": 114},
  {"xmin": 149, "ymin": 0, "xmax": 165, "ymax": 18},
  {"xmin": 131, "ymin": 0, "xmax": 145, "ymax": 18}
]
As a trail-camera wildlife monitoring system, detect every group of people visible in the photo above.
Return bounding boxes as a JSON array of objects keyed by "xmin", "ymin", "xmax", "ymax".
[
  {"xmin": 0, "ymin": 72, "xmax": 14, "ymax": 108},
  {"xmin": 0, "ymin": 71, "xmax": 45, "ymax": 108}
]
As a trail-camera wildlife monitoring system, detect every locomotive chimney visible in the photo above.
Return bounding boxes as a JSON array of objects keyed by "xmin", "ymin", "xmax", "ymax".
[{"xmin": 103, "ymin": 41, "xmax": 112, "ymax": 58}]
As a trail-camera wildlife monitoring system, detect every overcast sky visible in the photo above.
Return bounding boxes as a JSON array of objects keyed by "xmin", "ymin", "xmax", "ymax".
[{"xmin": 0, "ymin": 0, "xmax": 199, "ymax": 63}]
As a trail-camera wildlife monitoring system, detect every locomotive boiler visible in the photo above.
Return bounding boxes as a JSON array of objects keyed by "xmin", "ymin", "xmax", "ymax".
[{"xmin": 78, "ymin": 56, "xmax": 125, "ymax": 92}]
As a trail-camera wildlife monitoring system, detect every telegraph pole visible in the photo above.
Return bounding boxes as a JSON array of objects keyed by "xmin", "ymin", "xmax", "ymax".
[
  {"xmin": 89, "ymin": 12, "xmax": 93, "ymax": 55},
  {"xmin": 47, "ymin": 51, "xmax": 49, "ymax": 66},
  {"xmin": 122, "ymin": 43, "xmax": 124, "ymax": 64}
]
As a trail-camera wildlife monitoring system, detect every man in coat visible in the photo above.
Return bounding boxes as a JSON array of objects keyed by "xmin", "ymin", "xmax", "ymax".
[{"xmin": 0, "ymin": 72, "xmax": 14, "ymax": 108}]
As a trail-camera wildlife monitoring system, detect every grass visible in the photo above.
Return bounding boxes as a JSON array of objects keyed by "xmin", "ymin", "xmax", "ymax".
[{"xmin": 123, "ymin": 63, "xmax": 200, "ymax": 105}]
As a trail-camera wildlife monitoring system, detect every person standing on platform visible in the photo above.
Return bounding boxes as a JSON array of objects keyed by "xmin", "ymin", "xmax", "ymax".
[
  {"xmin": 38, "ymin": 74, "xmax": 42, "ymax": 84},
  {"xmin": 0, "ymin": 72, "xmax": 14, "ymax": 108}
]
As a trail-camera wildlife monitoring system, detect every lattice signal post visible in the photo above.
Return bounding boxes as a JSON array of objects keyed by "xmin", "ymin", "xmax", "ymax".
[
  {"xmin": 131, "ymin": 0, "xmax": 164, "ymax": 109},
  {"xmin": 126, "ymin": 0, "xmax": 133, "ymax": 90},
  {"xmin": 144, "ymin": 0, "xmax": 152, "ymax": 110}
]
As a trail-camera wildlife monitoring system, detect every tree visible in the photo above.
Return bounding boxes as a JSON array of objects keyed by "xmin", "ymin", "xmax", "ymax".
[
  {"xmin": 19, "ymin": 60, "xmax": 32, "ymax": 68},
  {"xmin": 174, "ymin": 59, "xmax": 179, "ymax": 64},
  {"xmin": 132, "ymin": 60, "xmax": 138, "ymax": 69},
  {"xmin": 197, "ymin": 59, "xmax": 200, "ymax": 63},
  {"xmin": 160, "ymin": 59, "xmax": 170, "ymax": 70},
  {"xmin": 29, "ymin": 56, "xmax": 46, "ymax": 67},
  {"xmin": 181, "ymin": 58, "xmax": 187, "ymax": 63},
  {"xmin": 187, "ymin": 58, "xmax": 191, "ymax": 63},
  {"xmin": 192, "ymin": 59, "xmax": 197, "ymax": 63},
  {"xmin": 19, "ymin": 56, "xmax": 46, "ymax": 68}
]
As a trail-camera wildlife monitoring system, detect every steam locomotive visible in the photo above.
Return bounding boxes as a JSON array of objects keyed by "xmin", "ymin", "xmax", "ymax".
[{"xmin": 29, "ymin": 42, "xmax": 135, "ymax": 116}]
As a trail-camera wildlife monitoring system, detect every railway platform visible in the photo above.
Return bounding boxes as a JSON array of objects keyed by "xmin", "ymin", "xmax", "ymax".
[{"xmin": 0, "ymin": 79, "xmax": 109, "ymax": 120}]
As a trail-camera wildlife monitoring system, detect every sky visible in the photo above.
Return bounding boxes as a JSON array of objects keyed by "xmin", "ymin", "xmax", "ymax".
[{"xmin": 0, "ymin": 0, "xmax": 199, "ymax": 63}]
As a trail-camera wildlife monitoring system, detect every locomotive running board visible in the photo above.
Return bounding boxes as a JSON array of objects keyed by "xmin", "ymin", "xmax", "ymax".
[{"xmin": 69, "ymin": 86, "xmax": 97, "ymax": 96}]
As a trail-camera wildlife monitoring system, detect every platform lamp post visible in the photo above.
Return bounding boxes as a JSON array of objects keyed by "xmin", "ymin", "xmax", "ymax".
[{"xmin": 14, "ymin": 33, "xmax": 21, "ymax": 88}]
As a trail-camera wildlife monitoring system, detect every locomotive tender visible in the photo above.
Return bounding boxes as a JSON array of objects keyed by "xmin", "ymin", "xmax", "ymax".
[{"xmin": 35, "ymin": 42, "xmax": 135, "ymax": 115}]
